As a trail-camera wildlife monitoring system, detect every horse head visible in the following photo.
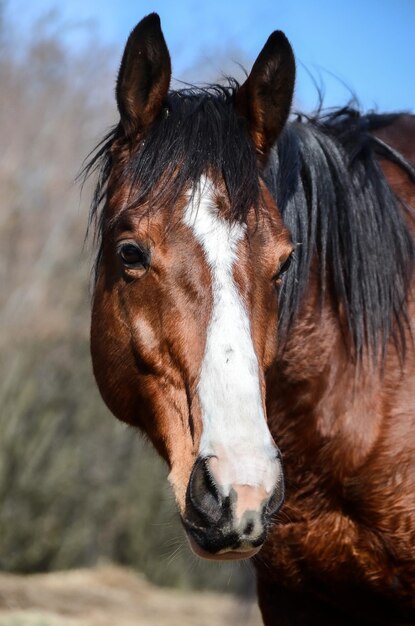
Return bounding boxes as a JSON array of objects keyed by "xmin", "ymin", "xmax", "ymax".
[{"xmin": 90, "ymin": 13, "xmax": 295, "ymax": 560}]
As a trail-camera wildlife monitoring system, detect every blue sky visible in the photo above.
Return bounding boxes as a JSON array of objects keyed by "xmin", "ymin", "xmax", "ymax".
[{"xmin": 9, "ymin": 0, "xmax": 415, "ymax": 112}]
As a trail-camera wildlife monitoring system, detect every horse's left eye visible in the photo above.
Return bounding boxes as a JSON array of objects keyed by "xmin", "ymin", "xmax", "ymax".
[
  {"xmin": 274, "ymin": 253, "xmax": 293, "ymax": 282},
  {"xmin": 278, "ymin": 254, "xmax": 293, "ymax": 276},
  {"xmin": 118, "ymin": 243, "xmax": 150, "ymax": 269}
]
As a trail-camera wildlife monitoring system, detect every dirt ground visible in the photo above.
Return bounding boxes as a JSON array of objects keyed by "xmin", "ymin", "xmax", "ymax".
[{"xmin": 0, "ymin": 566, "xmax": 263, "ymax": 626}]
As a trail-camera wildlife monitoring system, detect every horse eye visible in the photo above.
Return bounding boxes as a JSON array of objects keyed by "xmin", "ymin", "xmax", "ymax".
[
  {"xmin": 118, "ymin": 243, "xmax": 150, "ymax": 269},
  {"xmin": 277, "ymin": 253, "xmax": 293, "ymax": 277}
]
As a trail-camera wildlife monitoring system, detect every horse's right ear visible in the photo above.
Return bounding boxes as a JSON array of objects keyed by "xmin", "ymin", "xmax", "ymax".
[{"xmin": 116, "ymin": 13, "xmax": 171, "ymax": 137}]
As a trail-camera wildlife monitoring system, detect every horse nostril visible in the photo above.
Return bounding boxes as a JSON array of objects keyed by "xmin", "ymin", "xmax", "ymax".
[
  {"xmin": 266, "ymin": 473, "xmax": 285, "ymax": 517},
  {"xmin": 186, "ymin": 457, "xmax": 223, "ymax": 524}
]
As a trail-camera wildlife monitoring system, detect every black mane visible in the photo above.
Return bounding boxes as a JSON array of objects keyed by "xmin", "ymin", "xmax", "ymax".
[
  {"xmin": 268, "ymin": 108, "xmax": 415, "ymax": 359},
  {"xmin": 84, "ymin": 82, "xmax": 415, "ymax": 361}
]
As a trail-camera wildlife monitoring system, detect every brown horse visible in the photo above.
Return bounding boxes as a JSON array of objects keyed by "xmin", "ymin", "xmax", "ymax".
[{"xmin": 85, "ymin": 13, "xmax": 415, "ymax": 626}]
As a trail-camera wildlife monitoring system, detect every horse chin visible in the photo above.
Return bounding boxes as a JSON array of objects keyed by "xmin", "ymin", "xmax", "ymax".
[{"xmin": 187, "ymin": 535, "xmax": 262, "ymax": 561}]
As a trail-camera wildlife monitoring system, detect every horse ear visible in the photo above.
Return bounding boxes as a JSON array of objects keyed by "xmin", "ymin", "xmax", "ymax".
[
  {"xmin": 116, "ymin": 13, "xmax": 171, "ymax": 137},
  {"xmin": 235, "ymin": 31, "xmax": 295, "ymax": 159}
]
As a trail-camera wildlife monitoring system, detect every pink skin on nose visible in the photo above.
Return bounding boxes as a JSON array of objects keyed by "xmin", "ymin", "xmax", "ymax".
[
  {"xmin": 209, "ymin": 454, "xmax": 277, "ymax": 497},
  {"xmin": 209, "ymin": 456, "xmax": 272, "ymax": 526},
  {"xmin": 232, "ymin": 484, "xmax": 268, "ymax": 520}
]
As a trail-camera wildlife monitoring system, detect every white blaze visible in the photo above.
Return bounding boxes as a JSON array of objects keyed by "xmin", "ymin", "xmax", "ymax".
[{"xmin": 183, "ymin": 176, "xmax": 278, "ymax": 494}]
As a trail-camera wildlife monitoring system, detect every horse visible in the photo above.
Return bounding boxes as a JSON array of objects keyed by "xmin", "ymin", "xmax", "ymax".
[{"xmin": 84, "ymin": 13, "xmax": 415, "ymax": 626}]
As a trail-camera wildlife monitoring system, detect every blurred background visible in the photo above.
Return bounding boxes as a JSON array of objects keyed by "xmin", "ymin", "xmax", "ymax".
[{"xmin": 0, "ymin": 0, "xmax": 414, "ymax": 617}]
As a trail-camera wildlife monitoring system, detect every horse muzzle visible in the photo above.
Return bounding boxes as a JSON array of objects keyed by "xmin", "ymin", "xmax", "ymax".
[{"xmin": 182, "ymin": 455, "xmax": 284, "ymax": 560}]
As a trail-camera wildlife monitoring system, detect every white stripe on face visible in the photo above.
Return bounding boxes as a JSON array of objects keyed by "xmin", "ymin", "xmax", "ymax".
[{"xmin": 183, "ymin": 176, "xmax": 278, "ymax": 495}]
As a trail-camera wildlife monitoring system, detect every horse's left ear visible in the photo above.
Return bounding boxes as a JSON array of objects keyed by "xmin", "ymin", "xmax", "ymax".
[
  {"xmin": 116, "ymin": 13, "xmax": 171, "ymax": 137},
  {"xmin": 235, "ymin": 31, "xmax": 295, "ymax": 159}
]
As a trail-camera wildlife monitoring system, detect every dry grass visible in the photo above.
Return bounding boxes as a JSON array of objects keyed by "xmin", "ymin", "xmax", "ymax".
[{"xmin": 0, "ymin": 566, "xmax": 262, "ymax": 626}]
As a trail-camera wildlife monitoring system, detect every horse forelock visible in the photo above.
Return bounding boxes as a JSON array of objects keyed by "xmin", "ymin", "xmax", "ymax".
[{"xmin": 83, "ymin": 82, "xmax": 259, "ymax": 238}]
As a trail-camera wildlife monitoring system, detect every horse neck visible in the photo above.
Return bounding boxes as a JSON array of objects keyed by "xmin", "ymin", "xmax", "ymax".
[{"xmin": 266, "ymin": 274, "xmax": 387, "ymax": 477}]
